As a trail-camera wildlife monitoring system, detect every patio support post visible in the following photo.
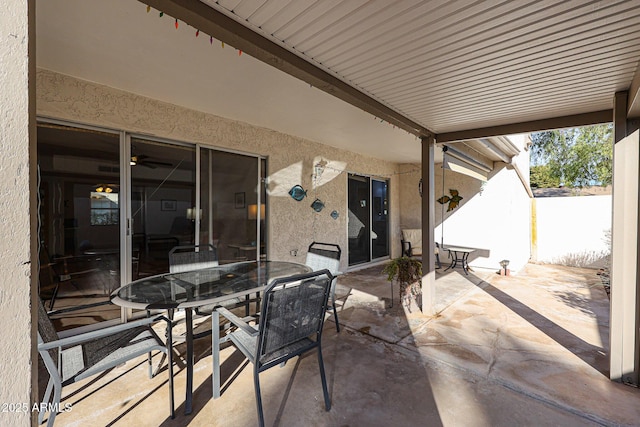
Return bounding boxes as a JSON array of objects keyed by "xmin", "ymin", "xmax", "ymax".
[
  {"xmin": 610, "ymin": 90, "xmax": 640, "ymax": 385},
  {"xmin": 421, "ymin": 135, "xmax": 437, "ymax": 315},
  {"xmin": 0, "ymin": 0, "xmax": 38, "ymax": 423}
]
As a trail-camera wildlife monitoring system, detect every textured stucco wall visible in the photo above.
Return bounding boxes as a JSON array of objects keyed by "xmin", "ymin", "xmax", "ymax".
[
  {"xmin": 0, "ymin": 0, "xmax": 36, "ymax": 425},
  {"xmin": 36, "ymin": 69, "xmax": 401, "ymax": 271},
  {"xmin": 398, "ymin": 163, "xmax": 423, "ymax": 231},
  {"xmin": 399, "ymin": 155, "xmax": 532, "ymax": 272}
]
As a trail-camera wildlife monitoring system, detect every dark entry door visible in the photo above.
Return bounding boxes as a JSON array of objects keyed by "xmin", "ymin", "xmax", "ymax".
[
  {"xmin": 371, "ymin": 179, "xmax": 389, "ymax": 259},
  {"xmin": 348, "ymin": 174, "xmax": 370, "ymax": 265}
]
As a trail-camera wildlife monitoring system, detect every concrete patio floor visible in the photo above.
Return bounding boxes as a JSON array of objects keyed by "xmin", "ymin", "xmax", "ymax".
[{"xmin": 34, "ymin": 263, "xmax": 640, "ymax": 426}]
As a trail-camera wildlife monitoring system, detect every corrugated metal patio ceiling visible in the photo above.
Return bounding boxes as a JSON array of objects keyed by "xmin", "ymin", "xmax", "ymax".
[
  {"xmin": 36, "ymin": 0, "xmax": 640, "ymax": 163},
  {"xmin": 198, "ymin": 0, "xmax": 640, "ymax": 136}
]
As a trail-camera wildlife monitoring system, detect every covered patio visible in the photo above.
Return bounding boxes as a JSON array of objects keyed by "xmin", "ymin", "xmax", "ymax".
[
  {"xmin": 39, "ymin": 264, "xmax": 638, "ymax": 426},
  {"xmin": 5, "ymin": 1, "xmax": 640, "ymax": 424}
]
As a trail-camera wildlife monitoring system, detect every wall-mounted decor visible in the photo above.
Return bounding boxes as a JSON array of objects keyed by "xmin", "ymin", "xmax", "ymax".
[
  {"xmin": 288, "ymin": 185, "xmax": 307, "ymax": 201},
  {"xmin": 311, "ymin": 199, "xmax": 325, "ymax": 212},
  {"xmin": 437, "ymin": 189, "xmax": 463, "ymax": 212},
  {"xmin": 234, "ymin": 192, "xmax": 245, "ymax": 209},
  {"xmin": 330, "ymin": 210, "xmax": 339, "ymax": 219},
  {"xmin": 161, "ymin": 199, "xmax": 177, "ymax": 211}
]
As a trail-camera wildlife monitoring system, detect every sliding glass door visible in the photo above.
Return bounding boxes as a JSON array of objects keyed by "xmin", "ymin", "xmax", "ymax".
[
  {"xmin": 348, "ymin": 175, "xmax": 371, "ymax": 265},
  {"xmin": 348, "ymin": 174, "xmax": 389, "ymax": 266},
  {"xmin": 129, "ymin": 137, "xmax": 196, "ymax": 277},
  {"xmin": 37, "ymin": 123, "xmax": 123, "ymax": 329},
  {"xmin": 372, "ymin": 179, "xmax": 389, "ymax": 259},
  {"xmin": 38, "ymin": 121, "xmax": 266, "ymax": 330},
  {"xmin": 200, "ymin": 149, "xmax": 266, "ymax": 263}
]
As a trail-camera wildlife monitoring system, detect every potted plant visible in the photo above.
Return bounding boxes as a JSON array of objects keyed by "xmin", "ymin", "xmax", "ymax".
[{"xmin": 383, "ymin": 256, "xmax": 422, "ymax": 312}]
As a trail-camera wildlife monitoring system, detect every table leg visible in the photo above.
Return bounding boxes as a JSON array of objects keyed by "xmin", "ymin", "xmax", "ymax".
[
  {"xmin": 444, "ymin": 250, "xmax": 458, "ymax": 271},
  {"xmin": 185, "ymin": 308, "xmax": 193, "ymax": 415},
  {"xmin": 462, "ymin": 252, "xmax": 470, "ymax": 275},
  {"xmin": 212, "ymin": 309, "xmax": 221, "ymax": 399}
]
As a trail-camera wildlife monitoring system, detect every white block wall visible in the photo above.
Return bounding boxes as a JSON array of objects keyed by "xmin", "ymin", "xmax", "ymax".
[{"xmin": 533, "ymin": 195, "xmax": 612, "ymax": 268}]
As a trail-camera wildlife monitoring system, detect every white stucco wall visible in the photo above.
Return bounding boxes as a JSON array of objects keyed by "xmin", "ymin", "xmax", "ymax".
[
  {"xmin": 36, "ymin": 69, "xmax": 402, "ymax": 272},
  {"xmin": 400, "ymin": 145, "xmax": 532, "ymax": 273},
  {"xmin": 436, "ymin": 164, "xmax": 531, "ymax": 272},
  {"xmin": 0, "ymin": 0, "xmax": 37, "ymax": 425},
  {"xmin": 533, "ymin": 195, "xmax": 612, "ymax": 267}
]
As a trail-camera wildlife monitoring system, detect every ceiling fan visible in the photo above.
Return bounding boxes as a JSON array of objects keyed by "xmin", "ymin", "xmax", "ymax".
[{"xmin": 130, "ymin": 154, "xmax": 173, "ymax": 169}]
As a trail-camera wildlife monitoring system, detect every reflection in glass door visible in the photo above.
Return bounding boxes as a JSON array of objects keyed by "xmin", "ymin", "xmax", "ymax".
[
  {"xmin": 348, "ymin": 175, "xmax": 390, "ymax": 266},
  {"xmin": 348, "ymin": 174, "xmax": 371, "ymax": 265},
  {"xmin": 38, "ymin": 122, "xmax": 267, "ymax": 329},
  {"xmin": 130, "ymin": 138, "xmax": 196, "ymax": 277},
  {"xmin": 372, "ymin": 179, "xmax": 389, "ymax": 259},
  {"xmin": 200, "ymin": 149, "xmax": 266, "ymax": 263},
  {"xmin": 37, "ymin": 123, "xmax": 122, "ymax": 329}
]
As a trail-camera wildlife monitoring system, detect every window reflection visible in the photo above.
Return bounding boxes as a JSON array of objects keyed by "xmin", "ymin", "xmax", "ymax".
[
  {"xmin": 37, "ymin": 123, "xmax": 122, "ymax": 329},
  {"xmin": 37, "ymin": 123, "xmax": 267, "ymax": 330},
  {"xmin": 131, "ymin": 138, "xmax": 195, "ymax": 276}
]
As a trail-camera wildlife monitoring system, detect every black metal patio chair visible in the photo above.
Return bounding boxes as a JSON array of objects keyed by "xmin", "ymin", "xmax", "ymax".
[{"xmin": 216, "ymin": 270, "xmax": 333, "ymax": 427}]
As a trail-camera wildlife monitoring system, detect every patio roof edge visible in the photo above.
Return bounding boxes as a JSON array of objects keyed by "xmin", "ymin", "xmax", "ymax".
[
  {"xmin": 436, "ymin": 109, "xmax": 613, "ymax": 142},
  {"xmin": 627, "ymin": 62, "xmax": 640, "ymax": 119},
  {"xmin": 141, "ymin": 0, "xmax": 434, "ymax": 138}
]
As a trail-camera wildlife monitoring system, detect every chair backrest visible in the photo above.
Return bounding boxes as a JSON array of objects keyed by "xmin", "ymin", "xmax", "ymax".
[
  {"xmin": 401, "ymin": 229, "xmax": 422, "ymax": 246},
  {"xmin": 305, "ymin": 242, "xmax": 341, "ymax": 275},
  {"xmin": 37, "ymin": 298, "xmax": 60, "ymax": 367},
  {"xmin": 257, "ymin": 270, "xmax": 333, "ymax": 364},
  {"xmin": 168, "ymin": 244, "xmax": 218, "ymax": 273}
]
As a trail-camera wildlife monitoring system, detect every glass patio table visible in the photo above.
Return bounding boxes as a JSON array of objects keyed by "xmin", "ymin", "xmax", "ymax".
[{"xmin": 110, "ymin": 260, "xmax": 312, "ymax": 415}]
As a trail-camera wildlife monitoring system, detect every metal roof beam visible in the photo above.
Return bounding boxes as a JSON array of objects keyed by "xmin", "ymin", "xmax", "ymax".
[
  {"xmin": 436, "ymin": 110, "xmax": 612, "ymax": 143},
  {"xmin": 628, "ymin": 62, "xmax": 640, "ymax": 119},
  {"xmin": 478, "ymin": 138, "xmax": 512, "ymax": 163},
  {"xmin": 443, "ymin": 145, "xmax": 493, "ymax": 172},
  {"xmin": 141, "ymin": 0, "xmax": 433, "ymax": 138}
]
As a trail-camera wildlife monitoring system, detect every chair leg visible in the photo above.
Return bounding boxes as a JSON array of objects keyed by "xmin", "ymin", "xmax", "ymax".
[
  {"xmin": 49, "ymin": 282, "xmax": 60, "ymax": 311},
  {"xmin": 254, "ymin": 368, "xmax": 265, "ymax": 427},
  {"xmin": 317, "ymin": 346, "xmax": 331, "ymax": 411},
  {"xmin": 167, "ymin": 325, "xmax": 175, "ymax": 419},
  {"xmin": 212, "ymin": 311, "xmax": 222, "ymax": 399},
  {"xmin": 247, "ymin": 292, "xmax": 262, "ymax": 316},
  {"xmin": 330, "ymin": 279, "xmax": 340, "ymax": 332},
  {"xmin": 38, "ymin": 378, "xmax": 54, "ymax": 425},
  {"xmin": 46, "ymin": 382, "xmax": 62, "ymax": 427},
  {"xmin": 436, "ymin": 253, "xmax": 441, "ymax": 269},
  {"xmin": 147, "ymin": 350, "xmax": 153, "ymax": 379}
]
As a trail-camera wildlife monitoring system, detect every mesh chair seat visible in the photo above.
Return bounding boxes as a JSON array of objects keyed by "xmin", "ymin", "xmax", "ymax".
[
  {"xmin": 61, "ymin": 327, "xmax": 165, "ymax": 384},
  {"xmin": 228, "ymin": 326, "xmax": 315, "ymax": 366}
]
